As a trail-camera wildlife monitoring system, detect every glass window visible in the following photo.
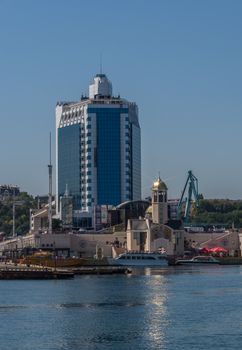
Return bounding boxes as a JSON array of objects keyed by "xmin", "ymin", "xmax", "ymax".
[
  {"xmin": 58, "ymin": 124, "xmax": 81, "ymax": 210},
  {"xmin": 88, "ymin": 107, "xmax": 128, "ymax": 205}
]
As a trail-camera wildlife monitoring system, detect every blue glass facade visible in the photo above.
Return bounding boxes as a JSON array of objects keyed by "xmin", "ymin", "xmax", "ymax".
[
  {"xmin": 88, "ymin": 107, "xmax": 128, "ymax": 206},
  {"xmin": 56, "ymin": 74, "xmax": 141, "ymax": 229},
  {"xmin": 58, "ymin": 124, "xmax": 81, "ymax": 209}
]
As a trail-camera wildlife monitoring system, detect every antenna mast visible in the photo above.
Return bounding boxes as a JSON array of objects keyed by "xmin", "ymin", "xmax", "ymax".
[
  {"xmin": 100, "ymin": 53, "xmax": 103, "ymax": 74},
  {"xmin": 48, "ymin": 133, "xmax": 53, "ymax": 234}
]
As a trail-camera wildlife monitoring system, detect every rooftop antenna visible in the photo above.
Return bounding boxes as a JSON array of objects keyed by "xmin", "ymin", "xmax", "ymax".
[
  {"xmin": 48, "ymin": 132, "xmax": 53, "ymax": 234},
  {"xmin": 100, "ymin": 53, "xmax": 103, "ymax": 74}
]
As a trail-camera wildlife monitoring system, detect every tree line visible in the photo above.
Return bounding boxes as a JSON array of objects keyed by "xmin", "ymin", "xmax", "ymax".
[
  {"xmin": 192, "ymin": 199, "xmax": 242, "ymax": 227},
  {"xmin": 0, "ymin": 192, "xmax": 37, "ymax": 236}
]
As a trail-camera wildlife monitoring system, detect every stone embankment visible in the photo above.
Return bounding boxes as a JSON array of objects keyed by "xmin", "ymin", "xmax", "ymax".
[{"xmin": 0, "ymin": 264, "xmax": 74, "ymax": 279}]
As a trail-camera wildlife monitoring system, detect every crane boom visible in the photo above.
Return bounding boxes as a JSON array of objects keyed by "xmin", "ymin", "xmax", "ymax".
[{"xmin": 177, "ymin": 170, "xmax": 199, "ymax": 222}]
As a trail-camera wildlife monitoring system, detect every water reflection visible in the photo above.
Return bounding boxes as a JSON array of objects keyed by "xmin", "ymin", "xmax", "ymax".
[
  {"xmin": 1, "ymin": 266, "xmax": 242, "ymax": 349},
  {"xmin": 145, "ymin": 275, "xmax": 168, "ymax": 348},
  {"xmin": 131, "ymin": 265, "xmax": 240, "ymax": 276}
]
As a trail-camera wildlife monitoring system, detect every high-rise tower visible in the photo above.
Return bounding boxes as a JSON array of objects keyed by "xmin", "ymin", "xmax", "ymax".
[{"xmin": 56, "ymin": 73, "xmax": 141, "ymax": 227}]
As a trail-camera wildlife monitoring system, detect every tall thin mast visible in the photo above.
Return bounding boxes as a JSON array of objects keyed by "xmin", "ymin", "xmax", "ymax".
[{"xmin": 48, "ymin": 133, "xmax": 53, "ymax": 234}]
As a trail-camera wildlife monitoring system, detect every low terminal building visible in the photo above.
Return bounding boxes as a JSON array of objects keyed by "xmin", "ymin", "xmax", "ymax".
[{"xmin": 0, "ymin": 231, "xmax": 127, "ymax": 259}]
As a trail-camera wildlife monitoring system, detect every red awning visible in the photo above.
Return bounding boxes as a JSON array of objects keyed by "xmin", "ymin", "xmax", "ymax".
[
  {"xmin": 209, "ymin": 246, "xmax": 228, "ymax": 253},
  {"xmin": 200, "ymin": 247, "xmax": 210, "ymax": 253}
]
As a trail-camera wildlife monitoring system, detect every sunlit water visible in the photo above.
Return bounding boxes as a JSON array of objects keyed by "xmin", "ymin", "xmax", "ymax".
[{"xmin": 0, "ymin": 266, "xmax": 242, "ymax": 350}]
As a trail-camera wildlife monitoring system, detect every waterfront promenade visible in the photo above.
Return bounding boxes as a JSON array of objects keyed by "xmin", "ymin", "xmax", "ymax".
[{"xmin": 0, "ymin": 265, "xmax": 241, "ymax": 350}]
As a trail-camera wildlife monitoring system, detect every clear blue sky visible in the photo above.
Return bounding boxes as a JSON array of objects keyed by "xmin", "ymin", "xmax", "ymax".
[{"xmin": 0, "ymin": 0, "xmax": 242, "ymax": 199}]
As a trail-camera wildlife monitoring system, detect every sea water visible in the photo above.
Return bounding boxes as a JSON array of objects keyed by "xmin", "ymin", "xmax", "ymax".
[{"xmin": 0, "ymin": 265, "xmax": 242, "ymax": 350}]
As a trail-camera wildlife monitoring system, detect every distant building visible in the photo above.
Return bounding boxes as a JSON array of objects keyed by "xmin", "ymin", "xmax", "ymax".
[
  {"xmin": 114, "ymin": 200, "xmax": 150, "ymax": 229},
  {"xmin": 56, "ymin": 73, "xmax": 141, "ymax": 228},
  {"xmin": 30, "ymin": 200, "xmax": 56, "ymax": 233},
  {"xmin": 168, "ymin": 199, "xmax": 179, "ymax": 220},
  {"xmin": 60, "ymin": 186, "xmax": 73, "ymax": 228},
  {"xmin": 0, "ymin": 185, "xmax": 20, "ymax": 200},
  {"xmin": 30, "ymin": 208, "xmax": 49, "ymax": 233},
  {"xmin": 125, "ymin": 176, "xmax": 184, "ymax": 255},
  {"xmin": 126, "ymin": 218, "xmax": 184, "ymax": 256},
  {"xmin": 35, "ymin": 195, "xmax": 49, "ymax": 208}
]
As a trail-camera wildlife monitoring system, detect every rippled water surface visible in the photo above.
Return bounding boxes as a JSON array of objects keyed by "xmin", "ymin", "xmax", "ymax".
[{"xmin": 1, "ymin": 266, "xmax": 242, "ymax": 350}]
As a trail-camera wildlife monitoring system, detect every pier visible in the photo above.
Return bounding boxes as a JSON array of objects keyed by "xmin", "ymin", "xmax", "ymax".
[
  {"xmin": 0, "ymin": 265, "xmax": 74, "ymax": 279},
  {"xmin": 0, "ymin": 262, "xmax": 130, "ymax": 279},
  {"xmin": 72, "ymin": 266, "xmax": 131, "ymax": 275}
]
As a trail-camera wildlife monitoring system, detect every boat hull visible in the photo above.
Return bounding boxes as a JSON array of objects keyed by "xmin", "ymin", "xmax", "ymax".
[
  {"xmin": 108, "ymin": 255, "xmax": 168, "ymax": 267},
  {"xmin": 111, "ymin": 261, "xmax": 168, "ymax": 267},
  {"xmin": 176, "ymin": 261, "xmax": 220, "ymax": 265},
  {"xmin": 175, "ymin": 256, "xmax": 220, "ymax": 265}
]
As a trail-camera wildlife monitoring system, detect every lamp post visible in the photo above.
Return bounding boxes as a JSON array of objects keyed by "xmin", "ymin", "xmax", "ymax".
[{"xmin": 12, "ymin": 201, "xmax": 25, "ymax": 237}]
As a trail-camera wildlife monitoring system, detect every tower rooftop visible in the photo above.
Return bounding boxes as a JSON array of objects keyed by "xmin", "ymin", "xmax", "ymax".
[
  {"xmin": 89, "ymin": 73, "xmax": 112, "ymax": 99},
  {"xmin": 152, "ymin": 176, "xmax": 168, "ymax": 191}
]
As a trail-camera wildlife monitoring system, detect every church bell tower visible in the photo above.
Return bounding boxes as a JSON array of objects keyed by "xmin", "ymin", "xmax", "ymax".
[{"xmin": 152, "ymin": 176, "xmax": 168, "ymax": 224}]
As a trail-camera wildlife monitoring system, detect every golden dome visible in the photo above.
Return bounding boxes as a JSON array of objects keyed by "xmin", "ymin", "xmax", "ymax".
[{"xmin": 152, "ymin": 176, "xmax": 168, "ymax": 191}]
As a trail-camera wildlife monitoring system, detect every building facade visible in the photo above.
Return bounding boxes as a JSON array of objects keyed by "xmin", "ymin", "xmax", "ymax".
[
  {"xmin": 56, "ymin": 73, "xmax": 141, "ymax": 227},
  {"xmin": 0, "ymin": 185, "xmax": 20, "ymax": 200}
]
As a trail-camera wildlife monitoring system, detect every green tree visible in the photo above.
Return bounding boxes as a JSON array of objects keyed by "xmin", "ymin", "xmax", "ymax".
[{"xmin": 0, "ymin": 192, "xmax": 37, "ymax": 236}]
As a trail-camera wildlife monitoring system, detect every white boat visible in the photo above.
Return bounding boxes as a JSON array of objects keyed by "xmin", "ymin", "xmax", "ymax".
[
  {"xmin": 109, "ymin": 252, "xmax": 168, "ymax": 267},
  {"xmin": 175, "ymin": 255, "xmax": 220, "ymax": 265}
]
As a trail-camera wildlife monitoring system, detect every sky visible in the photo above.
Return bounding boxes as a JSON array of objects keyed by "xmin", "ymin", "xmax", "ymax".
[{"xmin": 0, "ymin": 0, "xmax": 242, "ymax": 199}]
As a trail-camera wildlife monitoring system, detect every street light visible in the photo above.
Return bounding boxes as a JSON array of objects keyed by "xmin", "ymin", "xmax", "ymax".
[{"xmin": 12, "ymin": 201, "xmax": 25, "ymax": 237}]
